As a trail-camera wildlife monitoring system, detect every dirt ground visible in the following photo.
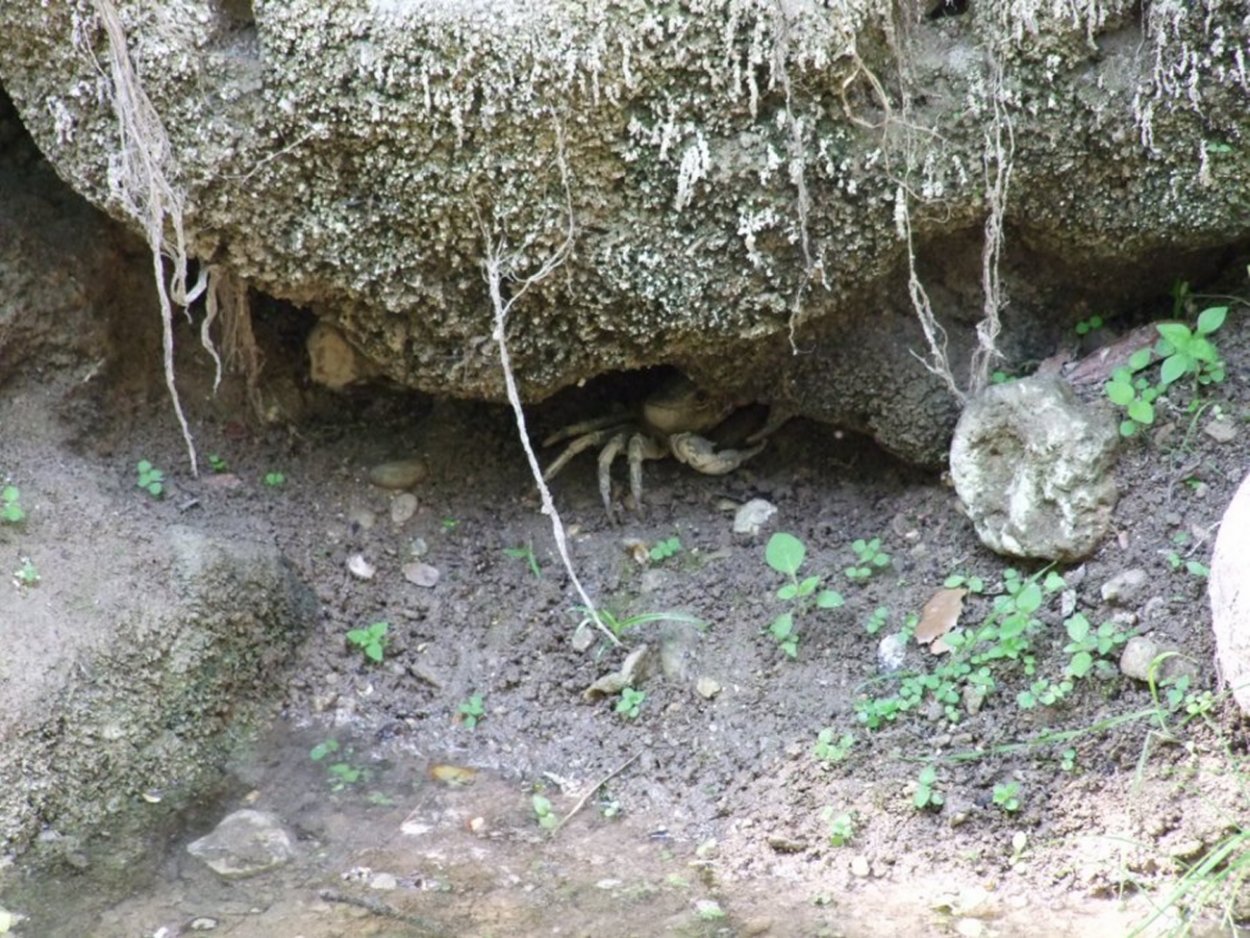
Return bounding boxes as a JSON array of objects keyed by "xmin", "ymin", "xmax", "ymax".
[
  {"xmin": 3, "ymin": 252, "xmax": 1250, "ymax": 938},
  {"xmin": 2, "ymin": 90, "xmax": 1250, "ymax": 932}
]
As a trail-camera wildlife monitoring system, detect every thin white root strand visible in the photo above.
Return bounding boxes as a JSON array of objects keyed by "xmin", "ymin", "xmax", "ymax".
[{"xmin": 482, "ymin": 121, "xmax": 616, "ymax": 647}]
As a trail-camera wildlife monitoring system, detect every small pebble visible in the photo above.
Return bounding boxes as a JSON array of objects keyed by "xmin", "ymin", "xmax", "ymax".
[
  {"xmin": 1205, "ymin": 418, "xmax": 1237, "ymax": 443},
  {"xmin": 733, "ymin": 498, "xmax": 777, "ymax": 536},
  {"xmin": 368, "ymin": 458, "xmax": 428, "ymax": 490},
  {"xmin": 391, "ymin": 493, "xmax": 418, "ymax": 524},
  {"xmin": 189, "ymin": 918, "xmax": 219, "ymax": 931},
  {"xmin": 402, "ymin": 562, "xmax": 440, "ymax": 588},
  {"xmin": 877, "ymin": 633, "xmax": 907, "ymax": 672},
  {"xmin": 1101, "ymin": 568, "xmax": 1149, "ymax": 606},
  {"xmin": 347, "ymin": 553, "xmax": 375, "ymax": 580},
  {"xmin": 696, "ymin": 677, "xmax": 722, "ymax": 699},
  {"xmin": 369, "ymin": 872, "xmax": 398, "ymax": 890},
  {"xmin": 850, "ymin": 855, "xmax": 871, "ymax": 877}
]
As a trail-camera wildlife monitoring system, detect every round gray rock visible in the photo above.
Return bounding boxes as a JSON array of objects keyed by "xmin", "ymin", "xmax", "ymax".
[
  {"xmin": 187, "ymin": 809, "xmax": 295, "ymax": 880},
  {"xmin": 949, "ymin": 375, "xmax": 1119, "ymax": 562}
]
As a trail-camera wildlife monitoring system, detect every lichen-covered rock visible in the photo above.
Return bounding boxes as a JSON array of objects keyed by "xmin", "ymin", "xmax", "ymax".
[
  {"xmin": 0, "ymin": 2, "xmax": 1247, "ymax": 463},
  {"xmin": 949, "ymin": 375, "xmax": 1118, "ymax": 562},
  {"xmin": 1211, "ymin": 470, "xmax": 1250, "ymax": 714}
]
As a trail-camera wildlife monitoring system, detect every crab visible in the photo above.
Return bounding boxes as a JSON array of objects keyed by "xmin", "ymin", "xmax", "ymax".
[{"xmin": 542, "ymin": 374, "xmax": 782, "ymax": 516}]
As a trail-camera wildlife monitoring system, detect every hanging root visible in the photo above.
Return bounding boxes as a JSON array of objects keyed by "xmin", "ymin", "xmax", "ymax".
[
  {"xmin": 82, "ymin": 0, "xmax": 211, "ymax": 474},
  {"xmin": 480, "ymin": 119, "xmax": 616, "ymax": 647}
]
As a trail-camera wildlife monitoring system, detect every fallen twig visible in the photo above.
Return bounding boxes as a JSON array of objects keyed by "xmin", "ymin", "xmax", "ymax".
[{"xmin": 553, "ymin": 752, "xmax": 642, "ymax": 833}]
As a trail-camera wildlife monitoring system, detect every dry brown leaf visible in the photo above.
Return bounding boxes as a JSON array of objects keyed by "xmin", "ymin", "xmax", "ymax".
[
  {"xmin": 916, "ymin": 587, "xmax": 967, "ymax": 653},
  {"xmin": 429, "ymin": 763, "xmax": 477, "ymax": 786}
]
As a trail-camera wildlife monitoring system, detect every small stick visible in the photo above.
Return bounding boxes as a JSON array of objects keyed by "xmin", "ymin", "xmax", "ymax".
[
  {"xmin": 316, "ymin": 888, "xmax": 446, "ymax": 935},
  {"xmin": 553, "ymin": 752, "xmax": 641, "ymax": 833}
]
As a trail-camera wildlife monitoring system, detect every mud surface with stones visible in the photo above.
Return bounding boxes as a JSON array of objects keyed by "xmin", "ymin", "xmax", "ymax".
[{"xmin": 3, "ymin": 252, "xmax": 1250, "ymax": 936}]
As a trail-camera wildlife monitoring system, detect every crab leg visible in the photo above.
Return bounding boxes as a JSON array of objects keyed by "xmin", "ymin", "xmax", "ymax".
[
  {"xmin": 627, "ymin": 433, "xmax": 668, "ymax": 508},
  {"xmin": 542, "ymin": 413, "xmax": 628, "ymax": 447},
  {"xmin": 597, "ymin": 432, "xmax": 630, "ymax": 516},
  {"xmin": 543, "ymin": 427, "xmax": 620, "ymax": 481}
]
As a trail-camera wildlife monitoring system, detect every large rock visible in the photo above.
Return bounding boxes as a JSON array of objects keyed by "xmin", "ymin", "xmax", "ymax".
[
  {"xmin": 1, "ymin": 3, "xmax": 1248, "ymax": 463},
  {"xmin": 0, "ymin": 519, "xmax": 314, "ymax": 877},
  {"xmin": 949, "ymin": 375, "xmax": 1118, "ymax": 562},
  {"xmin": 1211, "ymin": 470, "xmax": 1250, "ymax": 714}
]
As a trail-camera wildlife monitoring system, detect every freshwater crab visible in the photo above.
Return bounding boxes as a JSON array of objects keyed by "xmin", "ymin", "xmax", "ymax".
[{"xmin": 542, "ymin": 374, "xmax": 780, "ymax": 517}]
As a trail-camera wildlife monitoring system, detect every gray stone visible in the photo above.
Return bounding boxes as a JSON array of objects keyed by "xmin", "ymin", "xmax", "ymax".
[
  {"xmin": 950, "ymin": 376, "xmax": 1119, "ymax": 562},
  {"xmin": 368, "ymin": 459, "xmax": 428, "ymax": 491},
  {"xmin": 2, "ymin": 5, "xmax": 1248, "ymax": 466},
  {"xmin": 1119, "ymin": 636, "xmax": 1198, "ymax": 685},
  {"xmin": 1101, "ymin": 568, "xmax": 1150, "ymax": 607},
  {"xmin": 1211, "ymin": 470, "xmax": 1250, "ymax": 713},
  {"xmin": 733, "ymin": 498, "xmax": 777, "ymax": 537},
  {"xmin": 187, "ymin": 810, "xmax": 295, "ymax": 880}
]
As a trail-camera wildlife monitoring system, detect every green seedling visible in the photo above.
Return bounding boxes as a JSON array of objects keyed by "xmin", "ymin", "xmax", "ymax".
[
  {"xmin": 845, "ymin": 537, "xmax": 891, "ymax": 581},
  {"xmin": 943, "ymin": 573, "xmax": 986, "ymax": 594},
  {"xmin": 1074, "ymin": 314, "xmax": 1104, "ymax": 336},
  {"xmin": 1104, "ymin": 347, "xmax": 1160, "ymax": 438},
  {"xmin": 1062, "ymin": 613, "xmax": 1133, "ymax": 679},
  {"xmin": 1155, "ymin": 305, "xmax": 1227, "ymax": 388},
  {"xmin": 914, "ymin": 765, "xmax": 944, "ymax": 811},
  {"xmin": 648, "ymin": 536, "xmax": 683, "ymax": 563},
  {"xmin": 503, "ymin": 544, "xmax": 542, "ymax": 578},
  {"xmin": 1, "ymin": 485, "xmax": 24, "ymax": 524},
  {"xmin": 989, "ymin": 370, "xmax": 1012, "ymax": 384},
  {"xmin": 814, "ymin": 728, "xmax": 854, "ymax": 764},
  {"xmin": 1164, "ymin": 550, "xmax": 1209, "ymax": 578},
  {"xmin": 136, "ymin": 460, "xmax": 165, "ymax": 498},
  {"xmin": 616, "ymin": 687, "xmax": 646, "ymax": 719},
  {"xmin": 310, "ymin": 739, "xmax": 370, "ymax": 792},
  {"xmin": 863, "ymin": 606, "xmax": 889, "ymax": 635},
  {"xmin": 207, "ymin": 453, "xmax": 228, "ymax": 473},
  {"xmin": 532, "ymin": 793, "xmax": 558, "ymax": 830},
  {"xmin": 12, "ymin": 558, "xmax": 39, "ymax": 586},
  {"xmin": 577, "ymin": 607, "xmax": 703, "ymax": 640},
  {"xmin": 992, "ymin": 781, "xmax": 1021, "ymax": 813},
  {"xmin": 263, "ymin": 471, "xmax": 286, "ymax": 487},
  {"xmin": 855, "ymin": 568, "xmax": 1064, "ymax": 730},
  {"xmin": 764, "ymin": 532, "xmax": 844, "ymax": 658},
  {"xmin": 441, "ymin": 518, "xmax": 459, "ymax": 531},
  {"xmin": 824, "ymin": 810, "xmax": 855, "ymax": 847},
  {"xmin": 458, "ymin": 695, "xmax": 486, "ymax": 729},
  {"xmin": 346, "ymin": 621, "xmax": 389, "ymax": 663},
  {"xmin": 1060, "ymin": 748, "xmax": 1077, "ymax": 772},
  {"xmin": 1016, "ymin": 676, "xmax": 1073, "ymax": 710}
]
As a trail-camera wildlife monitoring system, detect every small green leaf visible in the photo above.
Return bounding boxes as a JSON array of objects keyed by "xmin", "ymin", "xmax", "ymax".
[
  {"xmin": 1196, "ymin": 305, "xmax": 1227, "ymax": 335},
  {"xmin": 1156, "ymin": 322, "xmax": 1192, "ymax": 347},
  {"xmin": 1159, "ymin": 354, "xmax": 1189, "ymax": 386},
  {"xmin": 796, "ymin": 575, "xmax": 820, "ymax": 597},
  {"xmin": 777, "ymin": 583, "xmax": 798, "ymax": 601},
  {"xmin": 765, "ymin": 532, "xmax": 805, "ymax": 576},
  {"xmin": 1127, "ymin": 398, "xmax": 1155, "ymax": 424},
  {"xmin": 1014, "ymin": 582, "xmax": 1042, "ymax": 615},
  {"xmin": 816, "ymin": 589, "xmax": 845, "ymax": 609},
  {"xmin": 769, "ymin": 613, "xmax": 794, "ymax": 640},
  {"xmin": 1105, "ymin": 379, "xmax": 1135, "ymax": 406},
  {"xmin": 1068, "ymin": 651, "xmax": 1093, "ymax": 678},
  {"xmin": 1127, "ymin": 348, "xmax": 1153, "ymax": 371}
]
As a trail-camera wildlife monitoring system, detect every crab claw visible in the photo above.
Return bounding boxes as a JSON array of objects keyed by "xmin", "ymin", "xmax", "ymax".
[{"xmin": 668, "ymin": 433, "xmax": 765, "ymax": 475}]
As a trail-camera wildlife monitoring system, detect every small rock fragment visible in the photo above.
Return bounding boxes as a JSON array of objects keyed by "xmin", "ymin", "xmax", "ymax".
[
  {"xmin": 391, "ymin": 493, "xmax": 418, "ymax": 524},
  {"xmin": 186, "ymin": 810, "xmax": 295, "ymax": 879},
  {"xmin": 1119, "ymin": 636, "xmax": 1198, "ymax": 683},
  {"xmin": 368, "ymin": 458, "xmax": 428, "ymax": 490},
  {"xmin": 369, "ymin": 872, "xmax": 398, "ymax": 890},
  {"xmin": 1205, "ymin": 418, "xmax": 1237, "ymax": 443},
  {"xmin": 850, "ymin": 855, "xmax": 871, "ymax": 877},
  {"xmin": 347, "ymin": 553, "xmax": 375, "ymax": 580},
  {"xmin": 696, "ymin": 677, "xmax": 722, "ymax": 699},
  {"xmin": 733, "ymin": 498, "xmax": 777, "ymax": 536},
  {"xmin": 877, "ymin": 632, "xmax": 907, "ymax": 672},
  {"xmin": 188, "ymin": 918, "xmax": 219, "ymax": 931},
  {"xmin": 402, "ymin": 562, "xmax": 440, "ymax": 588},
  {"xmin": 1101, "ymin": 568, "xmax": 1149, "ymax": 606}
]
